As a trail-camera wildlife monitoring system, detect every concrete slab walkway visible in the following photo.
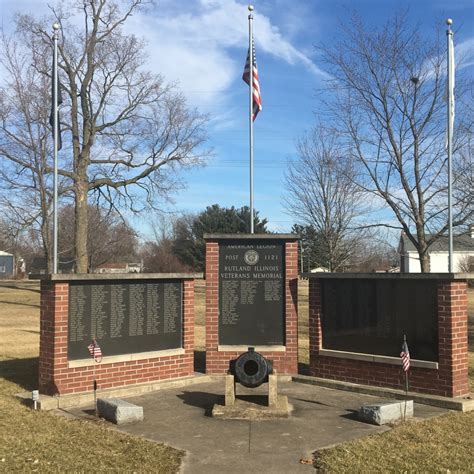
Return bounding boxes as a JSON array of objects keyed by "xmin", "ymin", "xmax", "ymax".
[{"xmin": 66, "ymin": 379, "xmax": 447, "ymax": 473}]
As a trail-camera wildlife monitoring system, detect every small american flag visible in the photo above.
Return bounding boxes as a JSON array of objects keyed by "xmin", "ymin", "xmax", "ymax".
[
  {"xmin": 400, "ymin": 337, "xmax": 410, "ymax": 372},
  {"xmin": 88, "ymin": 339, "xmax": 102, "ymax": 362},
  {"xmin": 242, "ymin": 36, "xmax": 262, "ymax": 120}
]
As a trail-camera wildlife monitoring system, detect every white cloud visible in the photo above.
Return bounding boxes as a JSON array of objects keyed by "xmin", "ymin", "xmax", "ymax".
[
  {"xmin": 2, "ymin": 0, "xmax": 323, "ymax": 122},
  {"xmin": 123, "ymin": 0, "xmax": 325, "ymax": 110},
  {"xmin": 456, "ymin": 37, "xmax": 474, "ymax": 67}
]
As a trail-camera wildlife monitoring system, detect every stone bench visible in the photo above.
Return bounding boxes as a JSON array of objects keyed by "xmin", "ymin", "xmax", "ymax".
[
  {"xmin": 358, "ymin": 400, "xmax": 413, "ymax": 425},
  {"xmin": 97, "ymin": 398, "xmax": 144, "ymax": 425}
]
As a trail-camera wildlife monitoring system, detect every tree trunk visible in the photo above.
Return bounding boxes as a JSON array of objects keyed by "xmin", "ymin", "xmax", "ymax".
[
  {"xmin": 419, "ymin": 252, "xmax": 430, "ymax": 273},
  {"xmin": 75, "ymin": 178, "xmax": 89, "ymax": 273}
]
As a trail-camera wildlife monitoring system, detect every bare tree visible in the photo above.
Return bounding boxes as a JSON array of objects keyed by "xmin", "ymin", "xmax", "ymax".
[
  {"xmin": 457, "ymin": 254, "xmax": 473, "ymax": 273},
  {"xmin": 0, "ymin": 34, "xmax": 62, "ymax": 272},
  {"xmin": 58, "ymin": 204, "xmax": 138, "ymax": 271},
  {"xmin": 320, "ymin": 12, "xmax": 473, "ymax": 272},
  {"xmin": 139, "ymin": 214, "xmax": 192, "ymax": 273},
  {"xmin": 284, "ymin": 127, "xmax": 369, "ymax": 271},
  {"xmin": 2, "ymin": 0, "xmax": 208, "ymax": 272}
]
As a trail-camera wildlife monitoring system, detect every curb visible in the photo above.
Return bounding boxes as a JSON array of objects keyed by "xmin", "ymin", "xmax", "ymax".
[{"xmin": 292, "ymin": 375, "xmax": 474, "ymax": 412}]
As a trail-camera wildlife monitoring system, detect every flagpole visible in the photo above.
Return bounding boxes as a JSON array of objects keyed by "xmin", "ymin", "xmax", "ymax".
[
  {"xmin": 401, "ymin": 334, "xmax": 409, "ymax": 421},
  {"xmin": 248, "ymin": 5, "xmax": 254, "ymax": 234},
  {"xmin": 93, "ymin": 362, "xmax": 98, "ymax": 416},
  {"xmin": 52, "ymin": 23, "xmax": 60, "ymax": 274},
  {"xmin": 446, "ymin": 19, "xmax": 454, "ymax": 273}
]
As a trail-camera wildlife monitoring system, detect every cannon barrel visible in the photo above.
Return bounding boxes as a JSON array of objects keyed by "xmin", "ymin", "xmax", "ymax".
[{"xmin": 229, "ymin": 347, "xmax": 273, "ymax": 388}]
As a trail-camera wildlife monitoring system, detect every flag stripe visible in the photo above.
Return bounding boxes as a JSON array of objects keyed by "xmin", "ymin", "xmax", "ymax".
[
  {"xmin": 400, "ymin": 340, "xmax": 410, "ymax": 372},
  {"xmin": 88, "ymin": 339, "xmax": 103, "ymax": 362},
  {"xmin": 242, "ymin": 38, "xmax": 262, "ymax": 120}
]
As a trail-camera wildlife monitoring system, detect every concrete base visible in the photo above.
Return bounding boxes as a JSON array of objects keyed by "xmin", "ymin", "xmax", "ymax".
[
  {"xmin": 224, "ymin": 373, "xmax": 280, "ymax": 408},
  {"xmin": 97, "ymin": 398, "xmax": 144, "ymax": 425},
  {"xmin": 225, "ymin": 375, "xmax": 235, "ymax": 406},
  {"xmin": 16, "ymin": 373, "xmax": 222, "ymax": 411},
  {"xmin": 358, "ymin": 400, "xmax": 414, "ymax": 425},
  {"xmin": 212, "ymin": 395, "xmax": 292, "ymax": 420},
  {"xmin": 292, "ymin": 375, "xmax": 474, "ymax": 412},
  {"xmin": 268, "ymin": 374, "xmax": 278, "ymax": 407}
]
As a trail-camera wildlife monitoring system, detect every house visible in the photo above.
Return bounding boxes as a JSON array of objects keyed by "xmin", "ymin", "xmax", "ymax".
[
  {"xmin": 399, "ymin": 226, "xmax": 474, "ymax": 273},
  {"xmin": 94, "ymin": 262, "xmax": 142, "ymax": 274},
  {"xmin": 0, "ymin": 251, "xmax": 14, "ymax": 279},
  {"xmin": 310, "ymin": 266, "xmax": 330, "ymax": 273}
]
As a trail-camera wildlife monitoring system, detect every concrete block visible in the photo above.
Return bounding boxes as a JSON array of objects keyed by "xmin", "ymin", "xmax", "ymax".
[
  {"xmin": 97, "ymin": 398, "xmax": 143, "ymax": 425},
  {"xmin": 358, "ymin": 400, "xmax": 414, "ymax": 425},
  {"xmin": 268, "ymin": 374, "xmax": 278, "ymax": 407},
  {"xmin": 225, "ymin": 375, "xmax": 235, "ymax": 406}
]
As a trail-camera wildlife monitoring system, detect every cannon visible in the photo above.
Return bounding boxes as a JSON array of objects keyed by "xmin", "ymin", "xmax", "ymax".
[
  {"xmin": 211, "ymin": 348, "xmax": 291, "ymax": 417},
  {"xmin": 229, "ymin": 347, "xmax": 273, "ymax": 388}
]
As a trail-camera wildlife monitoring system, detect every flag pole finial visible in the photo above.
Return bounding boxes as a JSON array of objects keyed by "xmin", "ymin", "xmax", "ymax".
[
  {"xmin": 248, "ymin": 5, "xmax": 254, "ymax": 12},
  {"xmin": 446, "ymin": 18, "xmax": 453, "ymax": 26},
  {"xmin": 53, "ymin": 22, "xmax": 60, "ymax": 31}
]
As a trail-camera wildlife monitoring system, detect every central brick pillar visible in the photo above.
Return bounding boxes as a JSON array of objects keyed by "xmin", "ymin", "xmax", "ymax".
[{"xmin": 204, "ymin": 234, "xmax": 299, "ymax": 375}]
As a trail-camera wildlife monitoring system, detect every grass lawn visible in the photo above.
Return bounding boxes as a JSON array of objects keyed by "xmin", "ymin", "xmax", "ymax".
[
  {"xmin": 308, "ymin": 283, "xmax": 474, "ymax": 472},
  {"xmin": 0, "ymin": 279, "xmax": 473, "ymax": 472},
  {"xmin": 0, "ymin": 282, "xmax": 183, "ymax": 472}
]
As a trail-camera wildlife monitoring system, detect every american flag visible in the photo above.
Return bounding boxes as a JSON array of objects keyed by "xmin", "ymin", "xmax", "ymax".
[
  {"xmin": 400, "ymin": 337, "xmax": 410, "ymax": 372},
  {"xmin": 88, "ymin": 339, "xmax": 102, "ymax": 362},
  {"xmin": 49, "ymin": 56, "xmax": 63, "ymax": 150},
  {"xmin": 242, "ymin": 37, "xmax": 262, "ymax": 120}
]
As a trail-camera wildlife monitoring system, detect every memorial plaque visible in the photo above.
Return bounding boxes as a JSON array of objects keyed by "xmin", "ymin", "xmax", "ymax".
[
  {"xmin": 68, "ymin": 280, "xmax": 182, "ymax": 360},
  {"xmin": 321, "ymin": 279, "xmax": 438, "ymax": 361},
  {"xmin": 219, "ymin": 240, "xmax": 285, "ymax": 345}
]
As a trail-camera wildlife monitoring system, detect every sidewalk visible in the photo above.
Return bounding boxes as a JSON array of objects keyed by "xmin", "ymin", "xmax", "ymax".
[{"xmin": 66, "ymin": 379, "xmax": 447, "ymax": 473}]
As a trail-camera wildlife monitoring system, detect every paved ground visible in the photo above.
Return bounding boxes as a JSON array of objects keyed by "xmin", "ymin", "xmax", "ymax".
[{"xmin": 66, "ymin": 379, "xmax": 447, "ymax": 473}]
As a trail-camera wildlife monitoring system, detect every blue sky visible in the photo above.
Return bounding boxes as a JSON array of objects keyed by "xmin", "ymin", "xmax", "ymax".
[{"xmin": 1, "ymin": 0, "xmax": 473, "ymax": 239}]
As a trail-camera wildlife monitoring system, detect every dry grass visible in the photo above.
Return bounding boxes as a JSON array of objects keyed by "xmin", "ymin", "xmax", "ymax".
[
  {"xmin": 0, "ymin": 281, "xmax": 183, "ymax": 473},
  {"xmin": 0, "ymin": 280, "xmax": 473, "ymax": 472},
  {"xmin": 314, "ymin": 287, "xmax": 474, "ymax": 472},
  {"xmin": 314, "ymin": 411, "xmax": 474, "ymax": 472}
]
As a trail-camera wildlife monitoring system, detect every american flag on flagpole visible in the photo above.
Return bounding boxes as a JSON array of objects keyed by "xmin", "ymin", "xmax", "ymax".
[
  {"xmin": 400, "ymin": 337, "xmax": 410, "ymax": 372},
  {"xmin": 242, "ymin": 37, "xmax": 262, "ymax": 120},
  {"xmin": 88, "ymin": 338, "xmax": 103, "ymax": 362}
]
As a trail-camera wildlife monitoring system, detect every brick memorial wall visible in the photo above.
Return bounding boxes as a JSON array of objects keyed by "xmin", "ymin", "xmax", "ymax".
[
  {"xmin": 307, "ymin": 273, "xmax": 470, "ymax": 398},
  {"xmin": 204, "ymin": 234, "xmax": 299, "ymax": 375},
  {"xmin": 38, "ymin": 274, "xmax": 196, "ymax": 396}
]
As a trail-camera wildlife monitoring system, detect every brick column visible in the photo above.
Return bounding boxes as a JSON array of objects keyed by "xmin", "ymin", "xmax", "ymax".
[
  {"xmin": 308, "ymin": 279, "xmax": 322, "ymax": 362},
  {"xmin": 437, "ymin": 281, "xmax": 469, "ymax": 397},
  {"xmin": 39, "ymin": 281, "xmax": 69, "ymax": 395},
  {"xmin": 205, "ymin": 241, "xmax": 219, "ymax": 372},
  {"xmin": 282, "ymin": 241, "xmax": 298, "ymax": 373},
  {"xmin": 182, "ymin": 279, "xmax": 195, "ymax": 375}
]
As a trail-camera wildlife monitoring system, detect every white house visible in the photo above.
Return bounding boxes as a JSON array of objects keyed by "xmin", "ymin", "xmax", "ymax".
[
  {"xmin": 399, "ymin": 226, "xmax": 474, "ymax": 273},
  {"xmin": 94, "ymin": 262, "xmax": 143, "ymax": 274},
  {"xmin": 0, "ymin": 251, "xmax": 14, "ymax": 279}
]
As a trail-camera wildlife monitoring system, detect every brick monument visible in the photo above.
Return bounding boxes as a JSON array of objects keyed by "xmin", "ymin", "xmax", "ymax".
[
  {"xmin": 204, "ymin": 234, "xmax": 299, "ymax": 375},
  {"xmin": 307, "ymin": 273, "xmax": 471, "ymax": 398},
  {"xmin": 39, "ymin": 273, "xmax": 196, "ymax": 396}
]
